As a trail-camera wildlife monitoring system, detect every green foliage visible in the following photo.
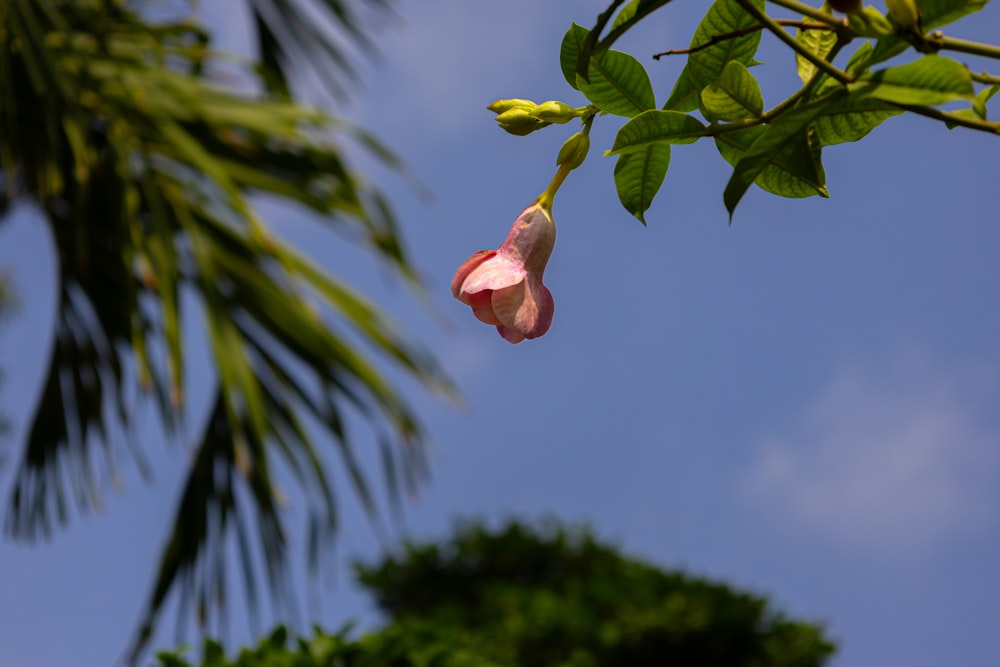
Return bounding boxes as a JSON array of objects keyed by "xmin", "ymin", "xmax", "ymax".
[
  {"xmin": 796, "ymin": 15, "xmax": 839, "ymax": 84},
  {"xmin": 722, "ymin": 94, "xmax": 838, "ymax": 211},
  {"xmin": 578, "ymin": 46, "xmax": 656, "ymax": 118},
  {"xmin": 0, "ymin": 0, "xmax": 452, "ymax": 661},
  {"xmin": 611, "ymin": 110, "xmax": 708, "ymax": 152},
  {"xmin": 848, "ymin": 54, "xmax": 974, "ymax": 105},
  {"xmin": 157, "ymin": 519, "xmax": 837, "ymax": 667},
  {"xmin": 613, "ymin": 144, "xmax": 671, "ymax": 224},
  {"xmin": 504, "ymin": 0, "xmax": 1000, "ymax": 221},
  {"xmin": 687, "ymin": 0, "xmax": 766, "ymax": 92},
  {"xmin": 701, "ymin": 61, "xmax": 765, "ymax": 121}
]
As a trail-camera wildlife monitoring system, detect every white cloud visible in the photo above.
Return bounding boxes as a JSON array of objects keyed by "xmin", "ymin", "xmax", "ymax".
[{"xmin": 744, "ymin": 352, "xmax": 1000, "ymax": 554}]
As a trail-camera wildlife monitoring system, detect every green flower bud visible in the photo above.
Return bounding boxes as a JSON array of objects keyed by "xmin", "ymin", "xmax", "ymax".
[
  {"xmin": 556, "ymin": 132, "xmax": 590, "ymax": 170},
  {"xmin": 849, "ymin": 6, "xmax": 895, "ymax": 37},
  {"xmin": 495, "ymin": 108, "xmax": 548, "ymax": 136},
  {"xmin": 533, "ymin": 100, "xmax": 578, "ymax": 123},
  {"xmin": 885, "ymin": 0, "xmax": 921, "ymax": 30},
  {"xmin": 487, "ymin": 98, "xmax": 537, "ymax": 114}
]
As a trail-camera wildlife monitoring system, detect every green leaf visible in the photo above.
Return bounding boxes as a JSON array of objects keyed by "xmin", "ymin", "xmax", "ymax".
[
  {"xmin": 973, "ymin": 84, "xmax": 999, "ymax": 118},
  {"xmin": 849, "ymin": 55, "xmax": 974, "ymax": 106},
  {"xmin": 560, "ymin": 23, "xmax": 589, "ymax": 90},
  {"xmin": 700, "ymin": 61, "xmax": 763, "ymax": 121},
  {"xmin": 816, "ymin": 41, "xmax": 875, "ymax": 96},
  {"xmin": 796, "ymin": 20, "xmax": 838, "ymax": 84},
  {"xmin": 577, "ymin": 48, "xmax": 656, "ymax": 118},
  {"xmin": 609, "ymin": 110, "xmax": 706, "ymax": 154},
  {"xmin": 812, "ymin": 96, "xmax": 902, "ymax": 145},
  {"xmin": 722, "ymin": 93, "xmax": 843, "ymax": 216},
  {"xmin": 663, "ymin": 66, "xmax": 701, "ymax": 112},
  {"xmin": 687, "ymin": 0, "xmax": 765, "ymax": 90},
  {"xmin": 614, "ymin": 143, "xmax": 671, "ymax": 224},
  {"xmin": 601, "ymin": 0, "xmax": 675, "ymax": 51},
  {"xmin": 845, "ymin": 41, "xmax": 876, "ymax": 78},
  {"xmin": 574, "ymin": 0, "xmax": 628, "ymax": 84},
  {"xmin": 948, "ymin": 84, "xmax": 999, "ymax": 124},
  {"xmin": 918, "ymin": 0, "xmax": 990, "ymax": 28},
  {"xmin": 716, "ymin": 126, "xmax": 827, "ymax": 202}
]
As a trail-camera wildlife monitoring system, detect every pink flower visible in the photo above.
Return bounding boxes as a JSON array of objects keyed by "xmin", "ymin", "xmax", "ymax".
[{"xmin": 451, "ymin": 200, "xmax": 556, "ymax": 343}]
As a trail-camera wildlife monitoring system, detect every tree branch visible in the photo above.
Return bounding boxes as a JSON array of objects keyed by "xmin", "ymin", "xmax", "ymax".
[
  {"xmin": 922, "ymin": 31, "xmax": 1000, "ymax": 61},
  {"xmin": 971, "ymin": 70, "xmax": 1000, "ymax": 85},
  {"xmin": 653, "ymin": 20, "xmax": 832, "ymax": 59},
  {"xmin": 891, "ymin": 102, "xmax": 1000, "ymax": 134}
]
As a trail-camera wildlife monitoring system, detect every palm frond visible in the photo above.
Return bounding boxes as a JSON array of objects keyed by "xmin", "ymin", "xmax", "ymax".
[
  {"xmin": 246, "ymin": 0, "xmax": 397, "ymax": 99},
  {"xmin": 0, "ymin": 1, "xmax": 453, "ymax": 661},
  {"xmin": 0, "ymin": 274, "xmax": 13, "ymax": 447}
]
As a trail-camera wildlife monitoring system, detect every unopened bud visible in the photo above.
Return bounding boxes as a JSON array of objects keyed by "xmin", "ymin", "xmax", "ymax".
[
  {"xmin": 495, "ymin": 108, "xmax": 548, "ymax": 136},
  {"xmin": 556, "ymin": 132, "xmax": 590, "ymax": 170},
  {"xmin": 533, "ymin": 101, "xmax": 578, "ymax": 123},
  {"xmin": 487, "ymin": 98, "xmax": 536, "ymax": 114},
  {"xmin": 885, "ymin": 0, "xmax": 921, "ymax": 30},
  {"xmin": 849, "ymin": 6, "xmax": 895, "ymax": 37}
]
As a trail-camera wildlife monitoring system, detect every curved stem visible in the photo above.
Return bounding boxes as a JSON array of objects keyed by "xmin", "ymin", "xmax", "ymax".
[
  {"xmin": 538, "ymin": 165, "xmax": 572, "ymax": 210},
  {"xmin": 538, "ymin": 110, "xmax": 598, "ymax": 209}
]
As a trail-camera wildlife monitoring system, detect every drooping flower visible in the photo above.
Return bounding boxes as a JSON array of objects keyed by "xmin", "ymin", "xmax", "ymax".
[{"xmin": 451, "ymin": 199, "xmax": 556, "ymax": 343}]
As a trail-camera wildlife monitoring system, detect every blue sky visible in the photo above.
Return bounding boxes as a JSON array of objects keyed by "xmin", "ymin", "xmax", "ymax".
[{"xmin": 2, "ymin": 1, "xmax": 1000, "ymax": 666}]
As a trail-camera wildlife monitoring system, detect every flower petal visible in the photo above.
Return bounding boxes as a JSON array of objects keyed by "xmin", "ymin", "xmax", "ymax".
[
  {"xmin": 467, "ymin": 290, "xmax": 502, "ymax": 325},
  {"xmin": 491, "ymin": 275, "xmax": 554, "ymax": 340},
  {"xmin": 451, "ymin": 250, "xmax": 495, "ymax": 301},
  {"xmin": 459, "ymin": 254, "xmax": 525, "ymax": 298},
  {"xmin": 497, "ymin": 325, "xmax": 526, "ymax": 344}
]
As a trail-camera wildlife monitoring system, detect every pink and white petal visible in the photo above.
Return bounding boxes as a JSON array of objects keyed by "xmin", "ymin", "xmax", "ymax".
[
  {"xmin": 451, "ymin": 250, "xmax": 495, "ymax": 300},
  {"xmin": 490, "ymin": 282, "xmax": 526, "ymax": 332},
  {"xmin": 497, "ymin": 325, "xmax": 526, "ymax": 344},
  {"xmin": 459, "ymin": 255, "xmax": 525, "ymax": 297},
  {"xmin": 492, "ymin": 277, "xmax": 553, "ymax": 339},
  {"xmin": 519, "ymin": 276, "xmax": 554, "ymax": 338}
]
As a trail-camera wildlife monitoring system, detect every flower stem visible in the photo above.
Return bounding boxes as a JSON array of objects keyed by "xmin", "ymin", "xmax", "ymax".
[
  {"xmin": 538, "ymin": 164, "xmax": 572, "ymax": 210},
  {"xmin": 538, "ymin": 109, "xmax": 598, "ymax": 210}
]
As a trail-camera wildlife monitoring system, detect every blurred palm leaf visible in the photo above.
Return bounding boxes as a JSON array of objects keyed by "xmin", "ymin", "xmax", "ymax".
[
  {"xmin": 0, "ymin": 274, "xmax": 12, "ymax": 446},
  {"xmin": 248, "ymin": 0, "xmax": 396, "ymax": 99},
  {"xmin": 0, "ymin": 0, "xmax": 452, "ymax": 662}
]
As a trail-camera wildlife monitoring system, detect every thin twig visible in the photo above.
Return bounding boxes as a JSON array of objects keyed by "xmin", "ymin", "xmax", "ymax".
[{"xmin": 654, "ymin": 20, "xmax": 831, "ymax": 59}]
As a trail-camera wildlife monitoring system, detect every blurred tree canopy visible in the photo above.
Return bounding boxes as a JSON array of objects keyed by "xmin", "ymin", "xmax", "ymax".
[
  {"xmin": 0, "ymin": 0, "xmax": 452, "ymax": 660},
  {"xmin": 157, "ymin": 519, "xmax": 837, "ymax": 667}
]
